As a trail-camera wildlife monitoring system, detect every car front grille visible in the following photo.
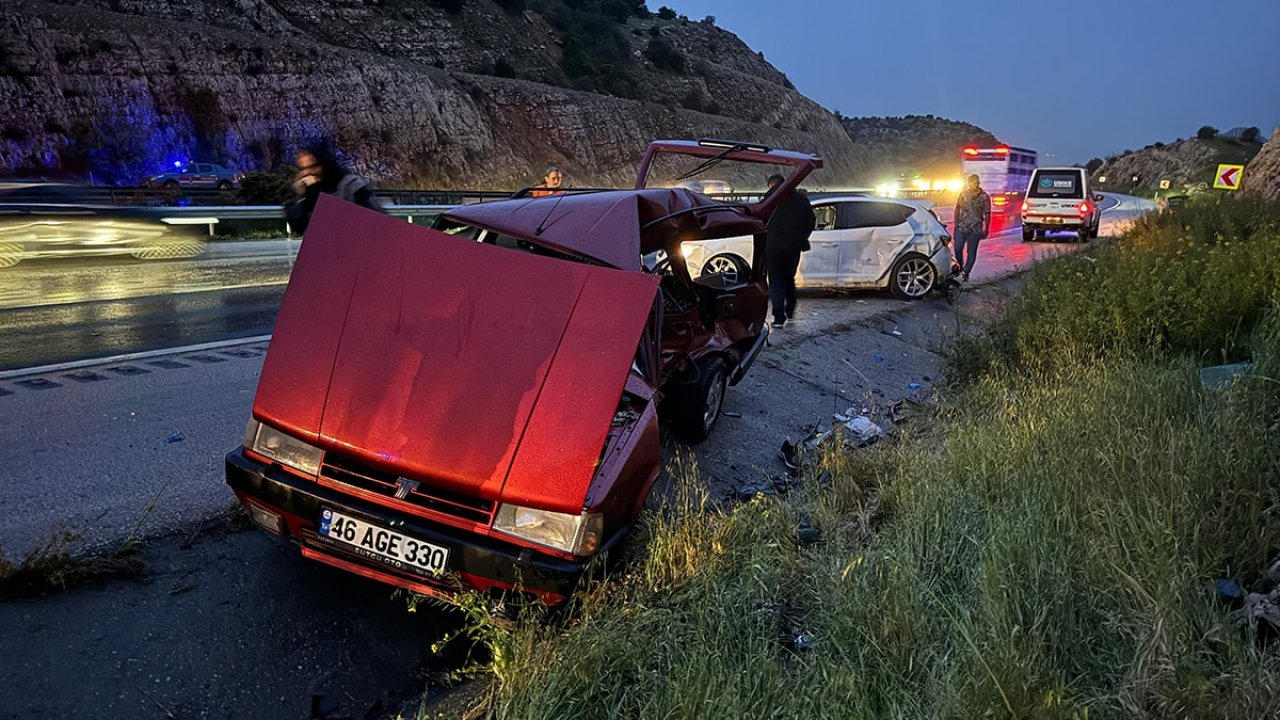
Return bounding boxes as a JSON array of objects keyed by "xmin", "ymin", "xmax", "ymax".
[{"xmin": 318, "ymin": 453, "xmax": 496, "ymax": 526}]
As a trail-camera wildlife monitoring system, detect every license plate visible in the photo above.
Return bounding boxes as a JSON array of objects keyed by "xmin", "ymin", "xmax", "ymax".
[
  {"xmin": 1043, "ymin": 217, "xmax": 1063, "ymax": 225},
  {"xmin": 318, "ymin": 508, "xmax": 449, "ymax": 575}
]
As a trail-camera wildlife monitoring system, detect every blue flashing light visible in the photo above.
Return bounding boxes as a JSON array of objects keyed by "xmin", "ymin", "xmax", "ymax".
[{"xmin": 173, "ymin": 160, "xmax": 184, "ymax": 168}]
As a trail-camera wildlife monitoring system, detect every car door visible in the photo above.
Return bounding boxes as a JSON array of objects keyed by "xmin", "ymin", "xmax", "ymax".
[
  {"xmin": 795, "ymin": 203, "xmax": 840, "ymax": 287},
  {"xmin": 835, "ymin": 202, "xmax": 917, "ymax": 283}
]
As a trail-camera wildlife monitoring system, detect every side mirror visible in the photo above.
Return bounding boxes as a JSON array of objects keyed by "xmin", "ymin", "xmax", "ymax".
[{"xmin": 1093, "ymin": 194, "xmax": 1104, "ymax": 202}]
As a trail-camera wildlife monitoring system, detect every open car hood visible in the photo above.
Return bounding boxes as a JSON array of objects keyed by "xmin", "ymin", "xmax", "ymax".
[
  {"xmin": 253, "ymin": 196, "xmax": 659, "ymax": 513},
  {"xmin": 443, "ymin": 189, "xmax": 769, "ymax": 267}
]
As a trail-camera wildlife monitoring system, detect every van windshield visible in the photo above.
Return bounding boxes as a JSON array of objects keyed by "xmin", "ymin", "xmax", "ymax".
[{"xmin": 1030, "ymin": 172, "xmax": 1082, "ymax": 198}]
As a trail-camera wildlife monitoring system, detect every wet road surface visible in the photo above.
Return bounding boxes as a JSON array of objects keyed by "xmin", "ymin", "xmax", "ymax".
[{"xmin": 0, "ymin": 243, "xmax": 294, "ymax": 371}]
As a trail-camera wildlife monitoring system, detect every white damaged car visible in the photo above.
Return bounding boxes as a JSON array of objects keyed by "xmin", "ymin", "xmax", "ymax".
[{"xmin": 683, "ymin": 195, "xmax": 956, "ymax": 300}]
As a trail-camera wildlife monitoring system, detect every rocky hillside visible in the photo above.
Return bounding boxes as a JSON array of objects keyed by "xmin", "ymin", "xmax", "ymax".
[
  {"xmin": 1090, "ymin": 136, "xmax": 1263, "ymax": 194},
  {"xmin": 1242, "ymin": 127, "xmax": 1280, "ymax": 201},
  {"xmin": 839, "ymin": 115, "xmax": 999, "ymax": 180},
  {"xmin": 0, "ymin": 0, "xmax": 866, "ymax": 188}
]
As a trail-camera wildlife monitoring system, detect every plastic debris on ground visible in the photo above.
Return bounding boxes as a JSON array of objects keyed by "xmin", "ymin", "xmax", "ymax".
[
  {"xmin": 1199, "ymin": 362, "xmax": 1254, "ymax": 390},
  {"xmin": 165, "ymin": 433, "xmax": 185, "ymax": 444}
]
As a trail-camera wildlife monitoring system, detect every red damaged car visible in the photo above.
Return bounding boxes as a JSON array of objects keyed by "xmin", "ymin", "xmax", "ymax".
[{"xmin": 225, "ymin": 140, "xmax": 822, "ymax": 605}]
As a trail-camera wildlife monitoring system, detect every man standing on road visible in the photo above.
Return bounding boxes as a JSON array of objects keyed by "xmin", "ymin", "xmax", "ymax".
[
  {"xmin": 285, "ymin": 141, "xmax": 381, "ymax": 234},
  {"xmin": 764, "ymin": 173, "xmax": 816, "ymax": 328},
  {"xmin": 953, "ymin": 174, "xmax": 990, "ymax": 282}
]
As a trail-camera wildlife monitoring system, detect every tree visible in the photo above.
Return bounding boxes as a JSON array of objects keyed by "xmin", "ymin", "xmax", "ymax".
[
  {"xmin": 1242, "ymin": 126, "xmax": 1262, "ymax": 143},
  {"xmin": 1196, "ymin": 125, "xmax": 1218, "ymax": 140},
  {"xmin": 656, "ymin": 6, "xmax": 677, "ymax": 20},
  {"xmin": 1085, "ymin": 157, "xmax": 1104, "ymax": 174}
]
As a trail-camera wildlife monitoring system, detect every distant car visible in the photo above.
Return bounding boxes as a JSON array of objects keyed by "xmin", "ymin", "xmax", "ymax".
[
  {"xmin": 145, "ymin": 163, "xmax": 243, "ymax": 191},
  {"xmin": 1021, "ymin": 167, "xmax": 1103, "ymax": 242},
  {"xmin": 225, "ymin": 139, "xmax": 820, "ymax": 607},
  {"xmin": 682, "ymin": 196, "xmax": 956, "ymax": 300}
]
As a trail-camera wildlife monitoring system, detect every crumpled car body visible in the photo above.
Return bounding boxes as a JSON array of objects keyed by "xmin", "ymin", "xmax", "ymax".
[{"xmin": 226, "ymin": 140, "xmax": 822, "ymax": 605}]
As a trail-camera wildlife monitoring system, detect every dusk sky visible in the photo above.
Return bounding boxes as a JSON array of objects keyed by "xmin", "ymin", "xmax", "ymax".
[{"xmin": 666, "ymin": 0, "xmax": 1280, "ymax": 164}]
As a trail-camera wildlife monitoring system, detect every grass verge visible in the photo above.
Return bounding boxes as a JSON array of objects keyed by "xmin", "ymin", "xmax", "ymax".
[
  {"xmin": 0, "ymin": 532, "xmax": 144, "ymax": 601},
  {"xmin": 437, "ymin": 198, "xmax": 1280, "ymax": 719}
]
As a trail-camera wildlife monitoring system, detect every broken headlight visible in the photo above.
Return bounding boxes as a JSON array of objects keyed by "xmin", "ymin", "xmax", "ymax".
[
  {"xmin": 493, "ymin": 505, "xmax": 603, "ymax": 556},
  {"xmin": 244, "ymin": 419, "xmax": 323, "ymax": 476}
]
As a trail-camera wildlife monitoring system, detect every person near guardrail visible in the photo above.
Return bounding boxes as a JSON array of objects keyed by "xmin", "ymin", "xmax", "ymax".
[
  {"xmin": 952, "ymin": 174, "xmax": 990, "ymax": 282},
  {"xmin": 285, "ymin": 142, "xmax": 381, "ymax": 234},
  {"xmin": 529, "ymin": 166, "xmax": 564, "ymax": 198},
  {"xmin": 764, "ymin": 173, "xmax": 816, "ymax": 329}
]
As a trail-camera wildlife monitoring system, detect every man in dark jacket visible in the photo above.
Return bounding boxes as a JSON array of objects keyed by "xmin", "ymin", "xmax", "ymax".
[
  {"xmin": 285, "ymin": 141, "xmax": 381, "ymax": 234},
  {"xmin": 764, "ymin": 174, "xmax": 816, "ymax": 328}
]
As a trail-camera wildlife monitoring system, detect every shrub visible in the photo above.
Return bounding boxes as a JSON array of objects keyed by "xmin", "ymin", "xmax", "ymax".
[
  {"xmin": 656, "ymin": 6, "xmax": 677, "ymax": 20},
  {"xmin": 949, "ymin": 196, "xmax": 1280, "ymax": 381},
  {"xmin": 237, "ymin": 170, "xmax": 293, "ymax": 205},
  {"xmin": 1196, "ymin": 125, "xmax": 1219, "ymax": 139},
  {"xmin": 495, "ymin": 0, "xmax": 525, "ymax": 14},
  {"xmin": 493, "ymin": 57, "xmax": 516, "ymax": 78},
  {"xmin": 1242, "ymin": 126, "xmax": 1261, "ymax": 143},
  {"xmin": 1085, "ymin": 157, "xmax": 1104, "ymax": 173},
  {"xmin": 644, "ymin": 38, "xmax": 684, "ymax": 72}
]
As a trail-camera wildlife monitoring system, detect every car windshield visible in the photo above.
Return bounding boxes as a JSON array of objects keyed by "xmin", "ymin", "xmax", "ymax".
[{"xmin": 1030, "ymin": 172, "xmax": 1082, "ymax": 198}]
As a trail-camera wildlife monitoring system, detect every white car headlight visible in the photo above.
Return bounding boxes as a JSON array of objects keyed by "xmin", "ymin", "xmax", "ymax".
[
  {"xmin": 493, "ymin": 504, "xmax": 603, "ymax": 556},
  {"xmin": 244, "ymin": 419, "xmax": 323, "ymax": 476}
]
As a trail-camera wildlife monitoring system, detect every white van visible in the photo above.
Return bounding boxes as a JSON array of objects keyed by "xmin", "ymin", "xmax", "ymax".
[{"xmin": 1021, "ymin": 167, "xmax": 1103, "ymax": 242}]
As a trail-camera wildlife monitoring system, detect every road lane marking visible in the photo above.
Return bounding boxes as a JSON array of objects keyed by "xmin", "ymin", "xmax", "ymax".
[{"xmin": 0, "ymin": 334, "xmax": 272, "ymax": 381}]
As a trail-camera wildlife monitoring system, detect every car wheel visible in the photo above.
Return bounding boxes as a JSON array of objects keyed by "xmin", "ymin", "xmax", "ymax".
[
  {"xmin": 0, "ymin": 241, "xmax": 24, "ymax": 268},
  {"xmin": 671, "ymin": 355, "xmax": 728, "ymax": 444},
  {"xmin": 700, "ymin": 252, "xmax": 750, "ymax": 281},
  {"xmin": 163, "ymin": 180, "xmax": 179, "ymax": 190},
  {"xmin": 1022, "ymin": 227, "xmax": 1034, "ymax": 242},
  {"xmin": 889, "ymin": 252, "xmax": 936, "ymax": 300},
  {"xmin": 216, "ymin": 180, "xmax": 233, "ymax": 191},
  {"xmin": 1079, "ymin": 226, "xmax": 1090, "ymax": 242}
]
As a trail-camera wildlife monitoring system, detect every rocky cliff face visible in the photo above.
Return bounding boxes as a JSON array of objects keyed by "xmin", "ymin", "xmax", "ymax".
[
  {"xmin": 0, "ymin": 0, "xmax": 867, "ymax": 189},
  {"xmin": 1242, "ymin": 127, "xmax": 1280, "ymax": 201},
  {"xmin": 840, "ymin": 115, "xmax": 999, "ymax": 181},
  {"xmin": 1089, "ymin": 137, "xmax": 1263, "ymax": 194}
]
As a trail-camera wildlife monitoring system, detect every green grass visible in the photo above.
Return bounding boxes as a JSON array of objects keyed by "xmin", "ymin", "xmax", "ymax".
[{"xmin": 438, "ymin": 197, "xmax": 1280, "ymax": 719}]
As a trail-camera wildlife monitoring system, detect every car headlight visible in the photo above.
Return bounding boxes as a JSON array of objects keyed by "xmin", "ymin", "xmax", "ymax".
[
  {"xmin": 493, "ymin": 504, "xmax": 603, "ymax": 556},
  {"xmin": 244, "ymin": 419, "xmax": 323, "ymax": 476}
]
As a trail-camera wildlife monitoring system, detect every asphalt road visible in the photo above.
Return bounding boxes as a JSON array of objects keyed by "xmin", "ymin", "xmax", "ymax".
[{"xmin": 0, "ymin": 194, "xmax": 1154, "ymax": 720}]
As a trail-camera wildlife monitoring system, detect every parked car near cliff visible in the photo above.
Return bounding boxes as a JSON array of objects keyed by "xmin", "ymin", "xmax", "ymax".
[
  {"xmin": 683, "ymin": 195, "xmax": 956, "ymax": 300},
  {"xmin": 225, "ymin": 139, "xmax": 822, "ymax": 607},
  {"xmin": 144, "ymin": 163, "xmax": 244, "ymax": 190}
]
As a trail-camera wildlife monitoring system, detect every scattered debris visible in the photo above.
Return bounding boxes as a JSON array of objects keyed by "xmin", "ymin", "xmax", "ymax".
[
  {"xmin": 1233, "ymin": 587, "xmax": 1280, "ymax": 632},
  {"xmin": 873, "ymin": 354, "xmax": 885, "ymax": 363},
  {"xmin": 1216, "ymin": 578, "xmax": 1244, "ymax": 603},
  {"xmin": 890, "ymin": 329, "xmax": 903, "ymax": 337},
  {"xmin": 796, "ymin": 514, "xmax": 822, "ymax": 547},
  {"xmin": 164, "ymin": 433, "xmax": 185, "ymax": 444},
  {"xmin": 907, "ymin": 382, "xmax": 921, "ymax": 390},
  {"xmin": 724, "ymin": 411, "xmax": 742, "ymax": 418},
  {"xmin": 1199, "ymin": 362, "xmax": 1254, "ymax": 390},
  {"xmin": 793, "ymin": 632, "xmax": 816, "ymax": 652}
]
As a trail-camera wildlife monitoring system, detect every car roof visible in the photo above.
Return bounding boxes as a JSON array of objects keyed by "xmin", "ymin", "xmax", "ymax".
[
  {"xmin": 1034, "ymin": 167, "xmax": 1087, "ymax": 173},
  {"xmin": 442, "ymin": 188, "xmax": 769, "ymax": 270}
]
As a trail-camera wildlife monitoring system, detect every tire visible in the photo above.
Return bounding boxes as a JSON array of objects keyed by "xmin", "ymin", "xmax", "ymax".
[
  {"xmin": 1078, "ymin": 227, "xmax": 1090, "ymax": 243},
  {"xmin": 888, "ymin": 252, "xmax": 937, "ymax": 300},
  {"xmin": 163, "ymin": 180, "xmax": 179, "ymax": 190},
  {"xmin": 671, "ymin": 356, "xmax": 728, "ymax": 444},
  {"xmin": 0, "ymin": 241, "xmax": 23, "ymax": 268},
  {"xmin": 700, "ymin": 252, "xmax": 750, "ymax": 280},
  {"xmin": 216, "ymin": 180, "xmax": 233, "ymax": 191},
  {"xmin": 1022, "ymin": 227, "xmax": 1034, "ymax": 242}
]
